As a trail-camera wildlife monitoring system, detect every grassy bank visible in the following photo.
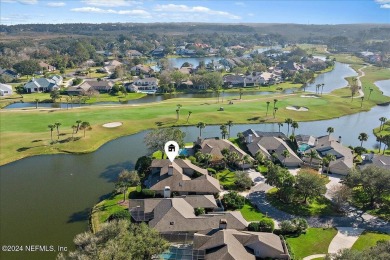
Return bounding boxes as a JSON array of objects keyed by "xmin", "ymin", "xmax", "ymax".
[
  {"xmin": 351, "ymin": 231, "xmax": 390, "ymax": 251},
  {"xmin": 0, "ymin": 86, "xmax": 387, "ymax": 166},
  {"xmin": 286, "ymin": 228, "xmax": 338, "ymax": 259}
]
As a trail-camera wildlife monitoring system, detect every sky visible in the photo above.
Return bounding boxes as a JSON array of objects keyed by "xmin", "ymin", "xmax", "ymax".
[{"xmin": 0, "ymin": 0, "xmax": 389, "ymax": 25}]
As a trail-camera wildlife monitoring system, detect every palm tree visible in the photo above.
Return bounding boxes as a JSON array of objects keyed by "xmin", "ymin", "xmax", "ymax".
[
  {"xmin": 220, "ymin": 124, "xmax": 228, "ymax": 139},
  {"xmin": 48, "ymin": 124, "xmax": 55, "ymax": 141},
  {"xmin": 316, "ymin": 84, "xmax": 320, "ymax": 94},
  {"xmin": 281, "ymin": 150, "xmax": 290, "ymax": 166},
  {"xmin": 302, "ymin": 83, "xmax": 307, "ymax": 92},
  {"xmin": 368, "ymin": 88, "xmax": 373, "ymax": 100},
  {"xmin": 284, "ymin": 118, "xmax": 293, "ymax": 136},
  {"xmin": 327, "ymin": 127, "xmax": 334, "ymax": 136},
  {"xmin": 377, "ymin": 135, "xmax": 383, "ymax": 153},
  {"xmin": 307, "ymin": 149, "xmax": 319, "ymax": 167},
  {"xmin": 176, "ymin": 104, "xmax": 182, "ymax": 121},
  {"xmin": 358, "ymin": 132, "xmax": 368, "ymax": 148},
  {"xmin": 75, "ymin": 120, "xmax": 82, "ymax": 133},
  {"xmin": 360, "ymin": 96, "xmax": 364, "ymax": 108},
  {"xmin": 35, "ymin": 99, "xmax": 39, "ymax": 109},
  {"xmin": 321, "ymin": 83, "xmax": 325, "ymax": 95},
  {"xmin": 278, "ymin": 122, "xmax": 283, "ymax": 133},
  {"xmin": 71, "ymin": 125, "xmax": 78, "ymax": 139},
  {"xmin": 80, "ymin": 121, "xmax": 91, "ymax": 137},
  {"xmin": 227, "ymin": 120, "xmax": 233, "ymax": 138},
  {"xmin": 241, "ymin": 154, "xmax": 252, "ymax": 169},
  {"xmin": 266, "ymin": 101, "xmax": 270, "ymax": 116},
  {"xmin": 196, "ymin": 122, "xmax": 206, "ymax": 137},
  {"xmin": 65, "ymin": 97, "xmax": 69, "ymax": 110},
  {"xmin": 273, "ymin": 107, "xmax": 278, "ymax": 118},
  {"xmin": 323, "ymin": 154, "xmax": 336, "ymax": 174},
  {"xmin": 239, "ymin": 88, "xmax": 243, "ymax": 100},
  {"xmin": 379, "ymin": 117, "xmax": 387, "ymax": 131},
  {"xmin": 203, "ymin": 153, "xmax": 213, "ymax": 167},
  {"xmin": 382, "ymin": 135, "xmax": 390, "ymax": 155},
  {"xmin": 273, "ymin": 99, "xmax": 278, "ymax": 109},
  {"xmin": 186, "ymin": 111, "xmax": 192, "ymax": 123},
  {"xmin": 291, "ymin": 121, "xmax": 299, "ymax": 135},
  {"xmin": 54, "ymin": 122, "xmax": 61, "ymax": 139}
]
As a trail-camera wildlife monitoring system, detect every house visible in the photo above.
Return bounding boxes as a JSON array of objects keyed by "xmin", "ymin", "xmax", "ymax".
[
  {"xmin": 128, "ymin": 77, "xmax": 159, "ymax": 92},
  {"xmin": 23, "ymin": 75, "xmax": 62, "ymax": 93},
  {"xmin": 310, "ymin": 135, "xmax": 354, "ymax": 175},
  {"xmin": 361, "ymin": 153, "xmax": 390, "ymax": 170},
  {"xmin": 126, "ymin": 50, "xmax": 143, "ymax": 58},
  {"xmin": 193, "ymin": 229, "xmax": 290, "ymax": 260},
  {"xmin": 223, "ymin": 74, "xmax": 246, "ymax": 88},
  {"xmin": 280, "ymin": 61, "xmax": 305, "ymax": 72},
  {"xmin": 0, "ymin": 83, "xmax": 13, "ymax": 96},
  {"xmin": 220, "ymin": 58, "xmax": 236, "ymax": 69},
  {"xmin": 147, "ymin": 159, "xmax": 222, "ymax": 195},
  {"xmin": 0, "ymin": 68, "xmax": 19, "ymax": 79},
  {"xmin": 178, "ymin": 67, "xmax": 193, "ymax": 75},
  {"xmin": 130, "ymin": 64, "xmax": 153, "ymax": 75},
  {"xmin": 196, "ymin": 138, "xmax": 253, "ymax": 169},
  {"xmin": 151, "ymin": 46, "xmax": 165, "ymax": 57},
  {"xmin": 102, "ymin": 60, "xmax": 122, "ymax": 74},
  {"xmin": 129, "ymin": 195, "xmax": 248, "ymax": 234},
  {"xmin": 67, "ymin": 80, "xmax": 113, "ymax": 95},
  {"xmin": 242, "ymin": 130, "xmax": 302, "ymax": 167},
  {"xmin": 38, "ymin": 62, "xmax": 56, "ymax": 72}
]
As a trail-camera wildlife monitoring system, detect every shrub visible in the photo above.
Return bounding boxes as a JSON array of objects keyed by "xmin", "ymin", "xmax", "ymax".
[
  {"xmin": 235, "ymin": 171, "xmax": 253, "ymax": 191},
  {"xmin": 292, "ymin": 218, "xmax": 308, "ymax": 234},
  {"xmin": 141, "ymin": 189, "xmax": 156, "ymax": 198},
  {"xmin": 194, "ymin": 207, "xmax": 205, "ymax": 216},
  {"xmin": 258, "ymin": 219, "xmax": 275, "ymax": 232},
  {"xmin": 248, "ymin": 222, "xmax": 260, "ymax": 231},
  {"xmin": 107, "ymin": 210, "xmax": 131, "ymax": 222},
  {"xmin": 188, "ymin": 156, "xmax": 197, "ymax": 165},
  {"xmin": 72, "ymin": 77, "xmax": 83, "ymax": 86},
  {"xmin": 207, "ymin": 168, "xmax": 217, "ymax": 175},
  {"xmin": 280, "ymin": 220, "xmax": 296, "ymax": 234},
  {"xmin": 222, "ymin": 191, "xmax": 245, "ymax": 210}
]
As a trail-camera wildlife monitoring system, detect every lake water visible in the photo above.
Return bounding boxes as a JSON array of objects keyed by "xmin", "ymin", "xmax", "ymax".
[
  {"xmin": 375, "ymin": 79, "xmax": 390, "ymax": 96},
  {"xmin": 306, "ymin": 62, "xmax": 358, "ymax": 93},
  {"xmin": 0, "ymin": 103, "xmax": 389, "ymax": 259}
]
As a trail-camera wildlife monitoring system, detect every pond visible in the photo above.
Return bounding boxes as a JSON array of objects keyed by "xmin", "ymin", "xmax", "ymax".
[
  {"xmin": 0, "ymin": 104, "xmax": 388, "ymax": 259},
  {"xmin": 306, "ymin": 62, "xmax": 358, "ymax": 93},
  {"xmin": 375, "ymin": 79, "xmax": 390, "ymax": 96}
]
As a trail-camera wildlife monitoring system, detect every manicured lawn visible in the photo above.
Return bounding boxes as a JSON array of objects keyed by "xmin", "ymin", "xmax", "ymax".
[
  {"xmin": 267, "ymin": 188, "xmax": 340, "ymax": 216},
  {"xmin": 90, "ymin": 187, "xmax": 137, "ymax": 232},
  {"xmin": 216, "ymin": 169, "xmax": 237, "ymax": 190},
  {"xmin": 374, "ymin": 120, "xmax": 390, "ymax": 137},
  {"xmin": 351, "ymin": 231, "xmax": 390, "ymax": 251},
  {"xmin": 286, "ymin": 228, "xmax": 338, "ymax": 259},
  {"xmin": 240, "ymin": 199, "xmax": 269, "ymax": 221}
]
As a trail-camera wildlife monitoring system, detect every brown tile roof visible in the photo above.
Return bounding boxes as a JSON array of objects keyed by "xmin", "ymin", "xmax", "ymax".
[
  {"xmin": 199, "ymin": 139, "xmax": 251, "ymax": 161},
  {"xmin": 194, "ymin": 229, "xmax": 286, "ymax": 260},
  {"xmin": 131, "ymin": 197, "xmax": 247, "ymax": 233}
]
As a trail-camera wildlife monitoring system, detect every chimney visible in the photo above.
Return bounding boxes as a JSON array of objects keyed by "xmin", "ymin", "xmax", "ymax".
[
  {"xmin": 219, "ymin": 219, "xmax": 227, "ymax": 229},
  {"xmin": 164, "ymin": 186, "xmax": 171, "ymax": 198},
  {"xmin": 168, "ymin": 165, "xmax": 173, "ymax": 176},
  {"xmin": 338, "ymin": 136, "xmax": 342, "ymax": 144},
  {"xmin": 246, "ymin": 134, "xmax": 253, "ymax": 144}
]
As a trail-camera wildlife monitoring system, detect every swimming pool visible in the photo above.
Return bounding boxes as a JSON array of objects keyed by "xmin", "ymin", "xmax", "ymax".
[
  {"xmin": 179, "ymin": 148, "xmax": 189, "ymax": 156},
  {"xmin": 298, "ymin": 143, "xmax": 311, "ymax": 152}
]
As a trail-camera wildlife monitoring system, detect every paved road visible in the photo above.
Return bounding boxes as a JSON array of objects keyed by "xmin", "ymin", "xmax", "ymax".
[{"xmin": 247, "ymin": 184, "xmax": 390, "ymax": 233}]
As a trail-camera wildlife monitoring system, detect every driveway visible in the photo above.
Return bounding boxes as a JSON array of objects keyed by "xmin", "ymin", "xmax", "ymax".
[
  {"xmin": 328, "ymin": 227, "xmax": 364, "ymax": 254},
  {"xmin": 324, "ymin": 173, "xmax": 344, "ymax": 200}
]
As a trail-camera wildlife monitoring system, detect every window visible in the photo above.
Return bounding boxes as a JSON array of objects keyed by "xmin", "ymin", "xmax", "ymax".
[{"xmin": 170, "ymin": 221, "xmax": 174, "ymax": 225}]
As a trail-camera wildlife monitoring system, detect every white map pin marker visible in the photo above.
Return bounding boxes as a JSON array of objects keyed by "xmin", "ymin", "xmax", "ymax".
[{"xmin": 164, "ymin": 141, "xmax": 179, "ymax": 163}]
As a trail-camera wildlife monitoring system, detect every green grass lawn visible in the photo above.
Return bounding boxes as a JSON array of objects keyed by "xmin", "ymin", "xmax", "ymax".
[
  {"xmin": 267, "ymin": 188, "xmax": 340, "ymax": 216},
  {"xmin": 286, "ymin": 228, "xmax": 338, "ymax": 259},
  {"xmin": 91, "ymin": 187, "xmax": 137, "ymax": 232},
  {"xmin": 373, "ymin": 120, "xmax": 390, "ymax": 137},
  {"xmin": 240, "ymin": 199, "xmax": 270, "ymax": 221},
  {"xmin": 1, "ymin": 73, "xmax": 388, "ymax": 166},
  {"xmin": 351, "ymin": 231, "xmax": 390, "ymax": 251},
  {"xmin": 216, "ymin": 169, "xmax": 237, "ymax": 190}
]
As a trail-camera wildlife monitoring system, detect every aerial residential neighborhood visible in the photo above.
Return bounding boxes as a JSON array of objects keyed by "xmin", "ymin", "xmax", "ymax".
[{"xmin": 0, "ymin": 1, "xmax": 389, "ymax": 260}]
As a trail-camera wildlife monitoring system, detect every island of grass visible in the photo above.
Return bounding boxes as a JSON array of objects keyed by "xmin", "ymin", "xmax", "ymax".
[
  {"xmin": 351, "ymin": 231, "xmax": 390, "ymax": 251},
  {"xmin": 286, "ymin": 228, "xmax": 338, "ymax": 260},
  {"xmin": 0, "ymin": 64, "xmax": 389, "ymax": 166},
  {"xmin": 266, "ymin": 187, "xmax": 340, "ymax": 216}
]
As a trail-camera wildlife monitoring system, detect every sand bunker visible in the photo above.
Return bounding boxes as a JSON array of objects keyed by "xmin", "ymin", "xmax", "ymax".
[
  {"xmin": 102, "ymin": 122, "xmax": 123, "ymax": 128},
  {"xmin": 301, "ymin": 94, "xmax": 319, "ymax": 98},
  {"xmin": 286, "ymin": 106, "xmax": 309, "ymax": 112}
]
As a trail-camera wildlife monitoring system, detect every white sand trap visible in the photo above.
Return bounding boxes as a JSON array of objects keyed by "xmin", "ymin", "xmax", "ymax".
[
  {"xmin": 286, "ymin": 106, "xmax": 309, "ymax": 111},
  {"xmin": 301, "ymin": 94, "xmax": 319, "ymax": 98},
  {"xmin": 102, "ymin": 122, "xmax": 123, "ymax": 128}
]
